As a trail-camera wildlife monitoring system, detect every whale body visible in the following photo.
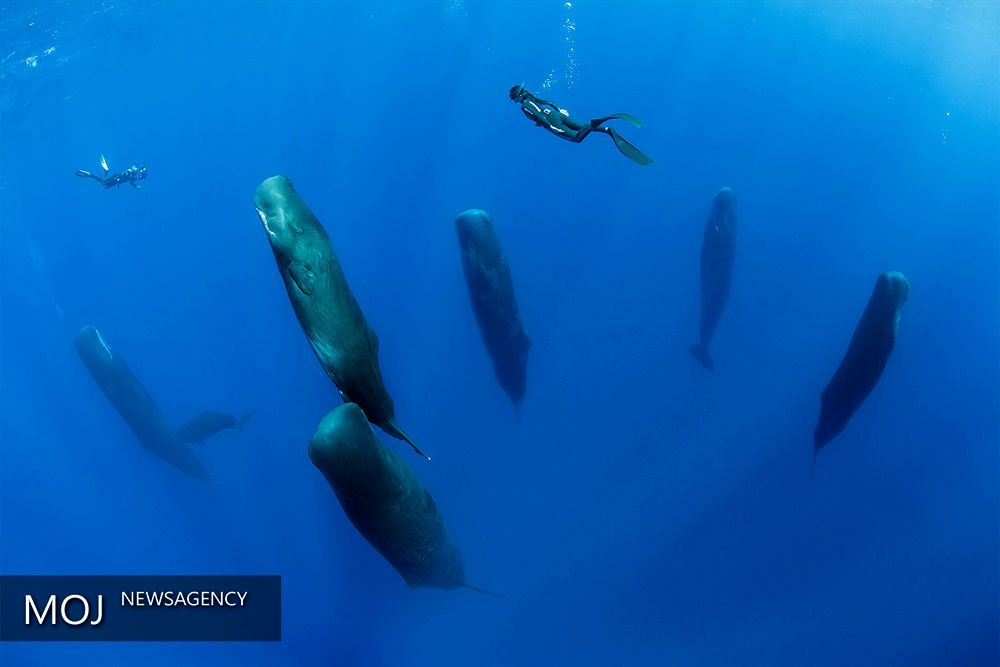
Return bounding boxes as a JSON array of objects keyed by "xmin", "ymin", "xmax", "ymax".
[
  {"xmin": 455, "ymin": 209, "xmax": 531, "ymax": 411},
  {"xmin": 812, "ymin": 271, "xmax": 909, "ymax": 477},
  {"xmin": 690, "ymin": 187, "xmax": 737, "ymax": 372},
  {"xmin": 254, "ymin": 175, "xmax": 424, "ymax": 458},
  {"xmin": 309, "ymin": 403, "xmax": 475, "ymax": 591},
  {"xmin": 74, "ymin": 326, "xmax": 209, "ymax": 483}
]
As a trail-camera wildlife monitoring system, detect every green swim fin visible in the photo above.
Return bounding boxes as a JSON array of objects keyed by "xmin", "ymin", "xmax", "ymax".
[
  {"xmin": 606, "ymin": 127, "xmax": 654, "ymax": 166},
  {"xmin": 604, "ymin": 112, "xmax": 646, "ymax": 128}
]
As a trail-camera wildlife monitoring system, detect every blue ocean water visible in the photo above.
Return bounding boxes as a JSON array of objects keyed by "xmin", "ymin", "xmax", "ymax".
[{"xmin": 1, "ymin": 1, "xmax": 997, "ymax": 665}]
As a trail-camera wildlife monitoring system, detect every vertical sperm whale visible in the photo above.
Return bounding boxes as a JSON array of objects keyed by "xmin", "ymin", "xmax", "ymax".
[
  {"xmin": 812, "ymin": 271, "xmax": 909, "ymax": 478},
  {"xmin": 310, "ymin": 403, "xmax": 494, "ymax": 593},
  {"xmin": 690, "ymin": 187, "xmax": 737, "ymax": 372},
  {"xmin": 74, "ymin": 326, "xmax": 209, "ymax": 483},
  {"xmin": 254, "ymin": 175, "xmax": 425, "ymax": 459},
  {"xmin": 455, "ymin": 209, "xmax": 531, "ymax": 412}
]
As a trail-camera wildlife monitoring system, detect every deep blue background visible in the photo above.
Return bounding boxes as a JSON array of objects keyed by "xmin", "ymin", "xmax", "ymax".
[{"xmin": 1, "ymin": 2, "xmax": 997, "ymax": 665}]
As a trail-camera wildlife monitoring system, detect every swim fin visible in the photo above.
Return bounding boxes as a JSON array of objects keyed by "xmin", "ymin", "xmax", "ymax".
[
  {"xmin": 605, "ymin": 127, "xmax": 654, "ymax": 166},
  {"xmin": 602, "ymin": 112, "xmax": 646, "ymax": 128},
  {"xmin": 100, "ymin": 154, "xmax": 109, "ymax": 174}
]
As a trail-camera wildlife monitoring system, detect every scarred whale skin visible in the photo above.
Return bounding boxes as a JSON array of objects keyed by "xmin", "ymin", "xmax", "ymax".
[
  {"xmin": 690, "ymin": 186, "xmax": 737, "ymax": 372},
  {"xmin": 74, "ymin": 326, "xmax": 209, "ymax": 483},
  {"xmin": 309, "ymin": 403, "xmax": 468, "ymax": 591},
  {"xmin": 455, "ymin": 209, "xmax": 531, "ymax": 411},
  {"xmin": 812, "ymin": 271, "xmax": 909, "ymax": 477},
  {"xmin": 254, "ymin": 175, "xmax": 424, "ymax": 458}
]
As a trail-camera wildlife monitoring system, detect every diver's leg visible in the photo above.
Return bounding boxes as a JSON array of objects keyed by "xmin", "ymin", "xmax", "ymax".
[
  {"xmin": 567, "ymin": 126, "xmax": 593, "ymax": 143},
  {"xmin": 596, "ymin": 126, "xmax": 654, "ymax": 166},
  {"xmin": 75, "ymin": 170, "xmax": 104, "ymax": 183}
]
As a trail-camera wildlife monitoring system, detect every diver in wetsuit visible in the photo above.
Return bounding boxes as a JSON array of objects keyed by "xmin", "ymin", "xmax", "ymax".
[
  {"xmin": 509, "ymin": 84, "xmax": 653, "ymax": 166},
  {"xmin": 75, "ymin": 155, "xmax": 148, "ymax": 189}
]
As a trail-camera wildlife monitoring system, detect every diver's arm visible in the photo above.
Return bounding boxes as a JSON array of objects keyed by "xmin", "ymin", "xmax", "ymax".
[
  {"xmin": 521, "ymin": 101, "xmax": 549, "ymax": 125},
  {"xmin": 529, "ymin": 95, "xmax": 577, "ymax": 127},
  {"xmin": 530, "ymin": 94, "xmax": 561, "ymax": 110},
  {"xmin": 531, "ymin": 95, "xmax": 572, "ymax": 121}
]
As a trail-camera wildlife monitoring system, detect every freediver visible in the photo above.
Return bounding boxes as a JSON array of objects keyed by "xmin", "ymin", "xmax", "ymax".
[
  {"xmin": 508, "ymin": 84, "xmax": 653, "ymax": 166},
  {"xmin": 75, "ymin": 154, "xmax": 147, "ymax": 189}
]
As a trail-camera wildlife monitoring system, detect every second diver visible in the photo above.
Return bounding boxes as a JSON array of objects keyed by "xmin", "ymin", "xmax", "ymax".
[
  {"xmin": 509, "ymin": 84, "xmax": 653, "ymax": 166},
  {"xmin": 75, "ymin": 154, "xmax": 147, "ymax": 189}
]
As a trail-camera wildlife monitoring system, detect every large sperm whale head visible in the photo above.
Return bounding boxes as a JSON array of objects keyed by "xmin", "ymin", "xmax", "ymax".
[
  {"xmin": 454, "ymin": 209, "xmax": 502, "ymax": 257},
  {"xmin": 254, "ymin": 175, "xmax": 308, "ymax": 258},
  {"xmin": 713, "ymin": 186, "xmax": 735, "ymax": 208},
  {"xmin": 74, "ymin": 325, "xmax": 113, "ymax": 362},
  {"xmin": 74, "ymin": 326, "xmax": 117, "ymax": 381},
  {"xmin": 711, "ymin": 186, "xmax": 737, "ymax": 231},
  {"xmin": 874, "ymin": 271, "xmax": 909, "ymax": 320}
]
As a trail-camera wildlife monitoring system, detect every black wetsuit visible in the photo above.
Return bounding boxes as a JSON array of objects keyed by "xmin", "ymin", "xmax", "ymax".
[
  {"xmin": 516, "ymin": 92, "xmax": 595, "ymax": 142},
  {"xmin": 75, "ymin": 164, "xmax": 146, "ymax": 189},
  {"xmin": 509, "ymin": 86, "xmax": 653, "ymax": 166}
]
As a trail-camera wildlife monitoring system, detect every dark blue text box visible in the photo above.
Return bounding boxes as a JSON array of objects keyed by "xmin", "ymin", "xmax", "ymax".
[{"xmin": 0, "ymin": 576, "xmax": 280, "ymax": 641}]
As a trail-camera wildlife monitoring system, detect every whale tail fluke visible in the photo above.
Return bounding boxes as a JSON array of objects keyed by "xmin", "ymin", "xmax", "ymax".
[
  {"xmin": 195, "ymin": 468, "xmax": 211, "ymax": 486},
  {"xmin": 463, "ymin": 582, "xmax": 505, "ymax": 598},
  {"xmin": 233, "ymin": 409, "xmax": 256, "ymax": 434},
  {"xmin": 385, "ymin": 418, "xmax": 430, "ymax": 461},
  {"xmin": 689, "ymin": 345, "xmax": 714, "ymax": 372}
]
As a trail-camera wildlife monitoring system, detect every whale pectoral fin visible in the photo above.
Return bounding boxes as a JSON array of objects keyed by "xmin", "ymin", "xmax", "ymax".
[
  {"xmin": 385, "ymin": 418, "xmax": 430, "ymax": 460},
  {"xmin": 288, "ymin": 261, "xmax": 316, "ymax": 295}
]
